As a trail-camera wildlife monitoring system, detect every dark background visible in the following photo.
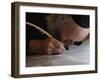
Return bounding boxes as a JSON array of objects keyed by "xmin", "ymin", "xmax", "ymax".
[{"xmin": 26, "ymin": 12, "xmax": 50, "ymax": 40}]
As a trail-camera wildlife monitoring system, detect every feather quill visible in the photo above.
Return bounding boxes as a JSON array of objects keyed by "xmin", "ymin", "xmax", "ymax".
[{"xmin": 26, "ymin": 22, "xmax": 53, "ymax": 38}]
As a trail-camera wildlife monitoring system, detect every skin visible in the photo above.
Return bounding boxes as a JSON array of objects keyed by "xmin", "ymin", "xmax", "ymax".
[
  {"xmin": 28, "ymin": 38, "xmax": 65, "ymax": 55},
  {"xmin": 46, "ymin": 14, "xmax": 89, "ymax": 47}
]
